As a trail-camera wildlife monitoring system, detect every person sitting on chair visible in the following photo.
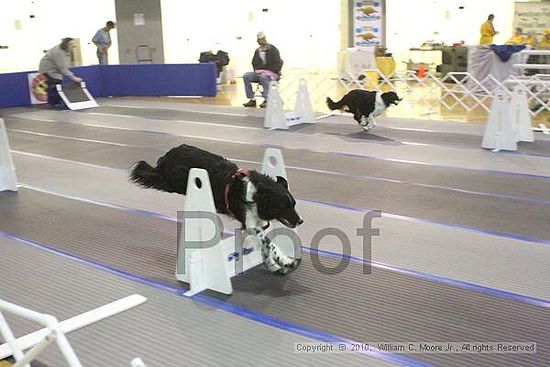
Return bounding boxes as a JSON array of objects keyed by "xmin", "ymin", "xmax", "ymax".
[
  {"xmin": 523, "ymin": 31, "xmax": 538, "ymax": 48},
  {"xmin": 539, "ymin": 29, "xmax": 550, "ymax": 49},
  {"xmin": 506, "ymin": 27, "xmax": 525, "ymax": 45},
  {"xmin": 242, "ymin": 32, "xmax": 283, "ymax": 108}
]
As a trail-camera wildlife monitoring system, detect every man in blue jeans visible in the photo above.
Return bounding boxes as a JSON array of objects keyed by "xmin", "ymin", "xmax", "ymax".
[{"xmin": 242, "ymin": 32, "xmax": 283, "ymax": 108}]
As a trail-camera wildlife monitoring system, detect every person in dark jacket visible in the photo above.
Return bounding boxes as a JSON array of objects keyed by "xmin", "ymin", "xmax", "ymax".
[{"xmin": 242, "ymin": 32, "xmax": 283, "ymax": 108}]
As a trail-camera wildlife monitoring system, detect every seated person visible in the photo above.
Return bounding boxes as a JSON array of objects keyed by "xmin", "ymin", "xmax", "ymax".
[
  {"xmin": 523, "ymin": 31, "xmax": 538, "ymax": 48},
  {"xmin": 506, "ymin": 27, "xmax": 525, "ymax": 45},
  {"xmin": 242, "ymin": 32, "xmax": 283, "ymax": 108},
  {"xmin": 539, "ymin": 29, "xmax": 550, "ymax": 49}
]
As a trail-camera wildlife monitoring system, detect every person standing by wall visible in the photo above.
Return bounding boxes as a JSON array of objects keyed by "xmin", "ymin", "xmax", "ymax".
[
  {"xmin": 38, "ymin": 38, "xmax": 83, "ymax": 108},
  {"xmin": 92, "ymin": 21, "xmax": 115, "ymax": 64},
  {"xmin": 479, "ymin": 14, "xmax": 498, "ymax": 45}
]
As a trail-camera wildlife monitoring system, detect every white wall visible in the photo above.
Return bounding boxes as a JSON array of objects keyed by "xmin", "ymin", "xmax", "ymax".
[
  {"xmin": 0, "ymin": 0, "xmax": 523, "ymax": 75},
  {"xmin": 0, "ymin": 0, "xmax": 117, "ymax": 73},
  {"xmin": 161, "ymin": 0, "xmax": 341, "ymax": 74},
  {"xmin": 1, "ymin": 0, "xmax": 341, "ymax": 74},
  {"xmin": 386, "ymin": 0, "xmax": 516, "ymax": 69}
]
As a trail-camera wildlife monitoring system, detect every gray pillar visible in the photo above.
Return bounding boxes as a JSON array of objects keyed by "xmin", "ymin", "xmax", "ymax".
[{"xmin": 115, "ymin": 0, "xmax": 165, "ymax": 64}]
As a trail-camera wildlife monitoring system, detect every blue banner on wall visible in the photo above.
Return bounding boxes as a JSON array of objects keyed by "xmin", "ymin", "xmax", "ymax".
[{"xmin": 353, "ymin": 0, "xmax": 384, "ymax": 47}]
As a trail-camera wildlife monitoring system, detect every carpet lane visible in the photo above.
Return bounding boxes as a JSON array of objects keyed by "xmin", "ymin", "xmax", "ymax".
[{"xmin": 0, "ymin": 189, "xmax": 548, "ymax": 367}]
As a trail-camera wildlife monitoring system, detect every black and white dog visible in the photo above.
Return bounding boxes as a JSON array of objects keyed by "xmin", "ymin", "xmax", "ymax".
[
  {"xmin": 327, "ymin": 90, "xmax": 402, "ymax": 131},
  {"xmin": 130, "ymin": 144, "xmax": 303, "ymax": 275}
]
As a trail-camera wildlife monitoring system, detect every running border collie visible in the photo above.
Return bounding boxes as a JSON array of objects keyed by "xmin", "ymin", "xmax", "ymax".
[
  {"xmin": 130, "ymin": 144, "xmax": 303, "ymax": 275},
  {"xmin": 327, "ymin": 90, "xmax": 402, "ymax": 131}
]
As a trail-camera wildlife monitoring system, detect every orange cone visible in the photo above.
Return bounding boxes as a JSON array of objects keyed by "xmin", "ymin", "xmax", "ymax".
[{"xmin": 418, "ymin": 65, "xmax": 426, "ymax": 78}]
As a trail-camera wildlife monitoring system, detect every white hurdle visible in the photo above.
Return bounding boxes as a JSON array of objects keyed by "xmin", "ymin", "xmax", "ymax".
[
  {"xmin": 482, "ymin": 86, "xmax": 536, "ymax": 152},
  {"xmin": 264, "ymin": 78, "xmax": 316, "ymax": 130},
  {"xmin": 176, "ymin": 148, "xmax": 301, "ymax": 296},
  {"xmin": 510, "ymin": 85, "xmax": 534, "ymax": 143},
  {"xmin": 0, "ymin": 118, "xmax": 18, "ymax": 192},
  {"xmin": 0, "ymin": 294, "xmax": 147, "ymax": 366},
  {"xmin": 482, "ymin": 89, "xmax": 517, "ymax": 152},
  {"xmin": 259, "ymin": 149, "xmax": 302, "ymax": 268}
]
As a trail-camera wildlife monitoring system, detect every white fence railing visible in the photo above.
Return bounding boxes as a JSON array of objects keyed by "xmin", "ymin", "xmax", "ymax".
[
  {"xmin": 0, "ymin": 295, "xmax": 147, "ymax": 367},
  {"xmin": 276, "ymin": 68, "xmax": 550, "ymax": 122}
]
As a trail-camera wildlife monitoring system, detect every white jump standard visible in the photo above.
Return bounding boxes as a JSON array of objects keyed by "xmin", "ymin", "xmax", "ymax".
[
  {"xmin": 482, "ymin": 86, "xmax": 535, "ymax": 152},
  {"xmin": 176, "ymin": 148, "xmax": 303, "ymax": 296},
  {"xmin": 0, "ymin": 118, "xmax": 18, "ymax": 192},
  {"xmin": 264, "ymin": 78, "xmax": 316, "ymax": 130}
]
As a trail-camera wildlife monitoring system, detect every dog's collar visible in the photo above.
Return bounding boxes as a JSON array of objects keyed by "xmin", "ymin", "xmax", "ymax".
[{"xmin": 224, "ymin": 168, "xmax": 249, "ymax": 218}]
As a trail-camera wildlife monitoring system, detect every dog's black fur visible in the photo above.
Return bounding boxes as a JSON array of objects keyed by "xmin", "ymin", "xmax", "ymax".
[
  {"xmin": 130, "ymin": 144, "xmax": 303, "ymax": 274},
  {"xmin": 326, "ymin": 90, "xmax": 401, "ymax": 128}
]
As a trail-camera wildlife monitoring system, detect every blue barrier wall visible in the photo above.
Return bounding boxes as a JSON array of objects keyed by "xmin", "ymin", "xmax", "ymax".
[
  {"xmin": 0, "ymin": 71, "xmax": 33, "ymax": 107},
  {"xmin": 103, "ymin": 64, "xmax": 217, "ymax": 97},
  {"xmin": 72, "ymin": 65, "xmax": 104, "ymax": 97},
  {"xmin": 0, "ymin": 63, "xmax": 217, "ymax": 108}
]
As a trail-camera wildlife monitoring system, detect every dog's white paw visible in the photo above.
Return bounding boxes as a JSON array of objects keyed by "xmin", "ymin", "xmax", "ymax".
[
  {"xmin": 361, "ymin": 118, "xmax": 376, "ymax": 132},
  {"xmin": 359, "ymin": 116, "xmax": 376, "ymax": 131},
  {"xmin": 261, "ymin": 241, "xmax": 301, "ymax": 275}
]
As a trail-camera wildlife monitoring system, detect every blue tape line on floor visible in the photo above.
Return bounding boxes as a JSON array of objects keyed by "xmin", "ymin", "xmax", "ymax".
[{"xmin": 0, "ymin": 230, "xmax": 431, "ymax": 367}]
